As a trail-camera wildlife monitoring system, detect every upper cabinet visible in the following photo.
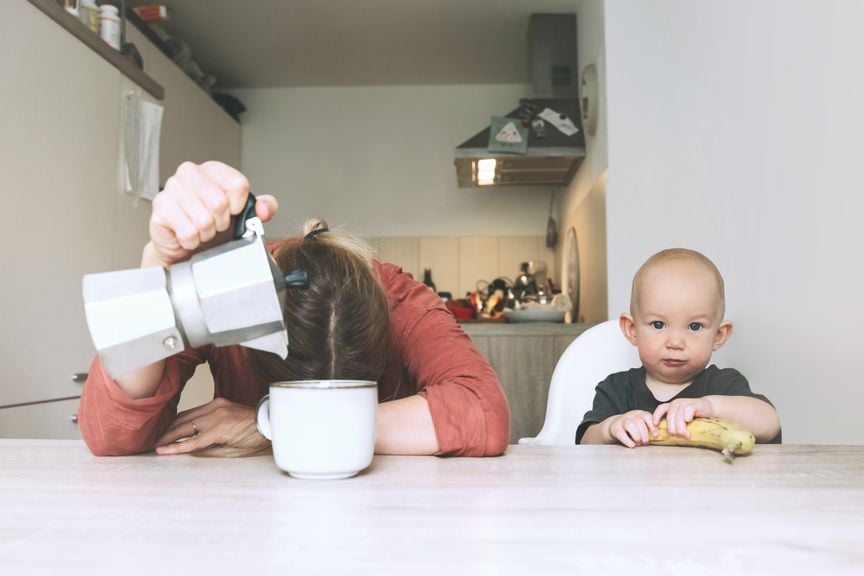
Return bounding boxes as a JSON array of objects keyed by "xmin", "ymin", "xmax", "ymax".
[
  {"xmin": 25, "ymin": 0, "xmax": 164, "ymax": 99},
  {"xmin": 2, "ymin": 0, "xmax": 124, "ymax": 416},
  {"xmin": 0, "ymin": 0, "xmax": 240, "ymax": 438},
  {"xmin": 123, "ymin": 23, "xmax": 241, "ymax": 185}
]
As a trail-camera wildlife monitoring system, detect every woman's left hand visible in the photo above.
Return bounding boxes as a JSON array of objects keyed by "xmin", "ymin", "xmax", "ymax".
[{"xmin": 155, "ymin": 398, "xmax": 269, "ymax": 455}]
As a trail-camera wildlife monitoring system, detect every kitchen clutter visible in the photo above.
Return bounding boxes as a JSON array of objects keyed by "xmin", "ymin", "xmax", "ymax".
[
  {"xmin": 61, "ymin": 1, "xmax": 144, "ymax": 68},
  {"xmin": 61, "ymin": 0, "xmax": 245, "ymax": 118},
  {"xmin": 127, "ymin": 3, "xmax": 247, "ymax": 118},
  {"xmin": 445, "ymin": 261, "xmax": 571, "ymax": 323},
  {"xmin": 63, "ymin": 1, "xmax": 119, "ymax": 49}
]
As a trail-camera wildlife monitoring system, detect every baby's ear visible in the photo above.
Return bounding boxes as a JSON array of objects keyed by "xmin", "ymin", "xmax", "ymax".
[
  {"xmin": 713, "ymin": 320, "xmax": 733, "ymax": 351},
  {"xmin": 619, "ymin": 314, "xmax": 638, "ymax": 346}
]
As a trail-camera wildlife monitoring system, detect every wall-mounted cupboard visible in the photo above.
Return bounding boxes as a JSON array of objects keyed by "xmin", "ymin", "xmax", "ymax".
[{"xmin": 0, "ymin": 0, "xmax": 237, "ymax": 438}]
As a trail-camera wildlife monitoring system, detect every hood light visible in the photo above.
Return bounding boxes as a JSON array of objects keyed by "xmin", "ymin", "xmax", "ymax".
[{"xmin": 477, "ymin": 158, "xmax": 497, "ymax": 186}]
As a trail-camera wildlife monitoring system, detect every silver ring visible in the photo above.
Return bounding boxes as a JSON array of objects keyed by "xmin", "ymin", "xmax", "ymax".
[{"xmin": 191, "ymin": 421, "xmax": 200, "ymax": 436}]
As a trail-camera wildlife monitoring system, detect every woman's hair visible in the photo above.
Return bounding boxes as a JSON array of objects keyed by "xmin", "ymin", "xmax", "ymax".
[
  {"xmin": 248, "ymin": 218, "xmax": 391, "ymax": 387},
  {"xmin": 199, "ymin": 219, "xmax": 390, "ymax": 458}
]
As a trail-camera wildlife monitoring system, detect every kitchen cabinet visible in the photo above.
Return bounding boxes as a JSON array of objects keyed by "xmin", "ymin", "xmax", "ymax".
[
  {"xmin": 123, "ymin": 24, "xmax": 241, "ymax": 186},
  {"xmin": 1, "ymin": 0, "xmax": 125, "ymax": 437},
  {"xmin": 461, "ymin": 322, "xmax": 590, "ymax": 443},
  {"xmin": 0, "ymin": 1, "xmax": 236, "ymax": 438},
  {"xmin": 0, "ymin": 399, "xmax": 81, "ymax": 439},
  {"xmin": 25, "ymin": 0, "xmax": 163, "ymax": 100}
]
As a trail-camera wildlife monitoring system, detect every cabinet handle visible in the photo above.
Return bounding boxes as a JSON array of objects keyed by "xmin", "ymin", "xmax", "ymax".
[
  {"xmin": 70, "ymin": 413, "xmax": 78, "ymax": 424},
  {"xmin": 72, "ymin": 373, "xmax": 88, "ymax": 383}
]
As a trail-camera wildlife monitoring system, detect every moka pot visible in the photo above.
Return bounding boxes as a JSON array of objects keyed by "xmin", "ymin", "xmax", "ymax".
[{"xmin": 82, "ymin": 194, "xmax": 307, "ymax": 377}]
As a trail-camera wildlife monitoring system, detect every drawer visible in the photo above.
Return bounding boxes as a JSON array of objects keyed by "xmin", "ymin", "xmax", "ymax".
[{"xmin": 0, "ymin": 398, "xmax": 81, "ymax": 439}]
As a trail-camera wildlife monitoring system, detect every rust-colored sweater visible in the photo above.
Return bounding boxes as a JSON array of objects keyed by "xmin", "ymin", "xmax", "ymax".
[{"xmin": 78, "ymin": 261, "xmax": 510, "ymax": 457}]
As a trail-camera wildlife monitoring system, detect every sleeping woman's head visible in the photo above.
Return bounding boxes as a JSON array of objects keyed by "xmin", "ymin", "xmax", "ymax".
[{"xmin": 247, "ymin": 219, "xmax": 391, "ymax": 386}]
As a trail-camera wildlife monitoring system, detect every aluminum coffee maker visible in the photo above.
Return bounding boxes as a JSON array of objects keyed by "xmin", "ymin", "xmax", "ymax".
[{"xmin": 82, "ymin": 194, "xmax": 307, "ymax": 377}]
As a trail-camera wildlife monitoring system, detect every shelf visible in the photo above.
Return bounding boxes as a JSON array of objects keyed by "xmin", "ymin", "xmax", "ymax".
[{"xmin": 28, "ymin": 0, "xmax": 164, "ymax": 100}]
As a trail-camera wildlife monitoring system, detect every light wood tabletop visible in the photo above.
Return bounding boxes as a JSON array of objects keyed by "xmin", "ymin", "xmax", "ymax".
[{"xmin": 1, "ymin": 440, "xmax": 863, "ymax": 575}]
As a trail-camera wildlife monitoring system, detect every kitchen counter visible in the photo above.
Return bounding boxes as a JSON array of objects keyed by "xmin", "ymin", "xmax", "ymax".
[
  {"xmin": 460, "ymin": 322, "xmax": 592, "ymax": 442},
  {"xmin": 2, "ymin": 440, "xmax": 863, "ymax": 574},
  {"xmin": 459, "ymin": 320, "xmax": 589, "ymax": 337}
]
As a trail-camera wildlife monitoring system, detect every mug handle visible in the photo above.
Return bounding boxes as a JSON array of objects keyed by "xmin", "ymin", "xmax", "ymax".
[{"xmin": 255, "ymin": 394, "xmax": 272, "ymax": 440}]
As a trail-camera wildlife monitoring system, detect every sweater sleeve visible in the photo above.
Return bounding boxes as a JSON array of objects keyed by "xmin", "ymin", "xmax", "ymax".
[
  {"xmin": 378, "ymin": 263, "xmax": 510, "ymax": 457},
  {"xmin": 77, "ymin": 348, "xmax": 209, "ymax": 456}
]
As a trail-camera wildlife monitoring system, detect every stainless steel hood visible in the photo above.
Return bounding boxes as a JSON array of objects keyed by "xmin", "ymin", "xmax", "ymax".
[
  {"xmin": 454, "ymin": 14, "xmax": 586, "ymax": 188},
  {"xmin": 454, "ymin": 97, "xmax": 585, "ymax": 187}
]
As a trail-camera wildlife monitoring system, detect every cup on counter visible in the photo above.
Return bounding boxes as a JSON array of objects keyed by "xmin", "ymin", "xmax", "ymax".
[{"xmin": 255, "ymin": 380, "xmax": 378, "ymax": 479}]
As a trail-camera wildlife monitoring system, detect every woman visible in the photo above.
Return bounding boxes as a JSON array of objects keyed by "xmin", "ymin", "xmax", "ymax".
[{"xmin": 78, "ymin": 161, "xmax": 510, "ymax": 458}]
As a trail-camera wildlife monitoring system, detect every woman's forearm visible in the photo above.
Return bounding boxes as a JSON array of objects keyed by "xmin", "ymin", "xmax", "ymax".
[
  {"xmin": 114, "ymin": 360, "xmax": 166, "ymax": 399},
  {"xmin": 375, "ymin": 395, "xmax": 440, "ymax": 455},
  {"xmin": 108, "ymin": 242, "xmax": 171, "ymax": 399}
]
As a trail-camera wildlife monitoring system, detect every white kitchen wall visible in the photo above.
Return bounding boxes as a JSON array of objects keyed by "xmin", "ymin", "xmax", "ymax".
[
  {"xmin": 604, "ymin": 0, "xmax": 864, "ymax": 443},
  {"xmin": 558, "ymin": 0, "xmax": 608, "ymax": 324},
  {"xmin": 369, "ymin": 235, "xmax": 556, "ymax": 298},
  {"xmin": 228, "ymin": 84, "xmax": 558, "ymax": 238}
]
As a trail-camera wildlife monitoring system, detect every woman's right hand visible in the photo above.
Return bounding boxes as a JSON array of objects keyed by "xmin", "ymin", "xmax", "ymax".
[{"xmin": 146, "ymin": 161, "xmax": 279, "ymax": 267}]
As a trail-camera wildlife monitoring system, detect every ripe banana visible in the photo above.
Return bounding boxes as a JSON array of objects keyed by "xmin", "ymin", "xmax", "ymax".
[{"xmin": 649, "ymin": 417, "xmax": 756, "ymax": 462}]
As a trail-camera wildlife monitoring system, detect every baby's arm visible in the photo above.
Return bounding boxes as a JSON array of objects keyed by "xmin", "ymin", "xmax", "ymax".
[
  {"xmin": 581, "ymin": 410, "xmax": 658, "ymax": 448},
  {"xmin": 653, "ymin": 396, "xmax": 780, "ymax": 443}
]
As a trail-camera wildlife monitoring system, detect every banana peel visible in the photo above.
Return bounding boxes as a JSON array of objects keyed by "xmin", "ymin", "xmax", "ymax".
[{"xmin": 650, "ymin": 417, "xmax": 756, "ymax": 463}]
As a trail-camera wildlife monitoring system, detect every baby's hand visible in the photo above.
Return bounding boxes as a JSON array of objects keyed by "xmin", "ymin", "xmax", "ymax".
[
  {"xmin": 653, "ymin": 398, "xmax": 715, "ymax": 439},
  {"xmin": 607, "ymin": 410, "xmax": 658, "ymax": 448}
]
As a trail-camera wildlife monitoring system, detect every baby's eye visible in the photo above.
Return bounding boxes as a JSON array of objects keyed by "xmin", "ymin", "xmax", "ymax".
[
  {"xmin": 651, "ymin": 321, "xmax": 665, "ymax": 330},
  {"xmin": 689, "ymin": 322, "xmax": 703, "ymax": 331}
]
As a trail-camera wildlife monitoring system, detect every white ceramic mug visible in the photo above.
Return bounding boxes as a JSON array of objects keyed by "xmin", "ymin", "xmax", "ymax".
[{"xmin": 256, "ymin": 380, "xmax": 377, "ymax": 479}]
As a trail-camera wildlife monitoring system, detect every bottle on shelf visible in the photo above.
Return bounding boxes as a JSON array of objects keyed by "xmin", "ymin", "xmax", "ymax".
[
  {"xmin": 63, "ymin": 0, "xmax": 79, "ymax": 17},
  {"xmin": 78, "ymin": 0, "xmax": 99, "ymax": 33},
  {"xmin": 99, "ymin": 4, "xmax": 122, "ymax": 50},
  {"xmin": 422, "ymin": 268, "xmax": 437, "ymax": 293}
]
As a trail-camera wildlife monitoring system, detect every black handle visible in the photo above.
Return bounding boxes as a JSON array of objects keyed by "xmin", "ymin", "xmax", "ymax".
[
  {"xmin": 284, "ymin": 268, "xmax": 309, "ymax": 288},
  {"xmin": 233, "ymin": 193, "xmax": 258, "ymax": 239}
]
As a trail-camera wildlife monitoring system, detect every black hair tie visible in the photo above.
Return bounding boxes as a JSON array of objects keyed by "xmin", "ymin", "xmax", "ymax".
[{"xmin": 304, "ymin": 226, "xmax": 329, "ymax": 241}]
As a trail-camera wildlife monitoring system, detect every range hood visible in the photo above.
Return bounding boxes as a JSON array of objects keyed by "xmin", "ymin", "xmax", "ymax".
[{"xmin": 454, "ymin": 14, "xmax": 586, "ymax": 188}]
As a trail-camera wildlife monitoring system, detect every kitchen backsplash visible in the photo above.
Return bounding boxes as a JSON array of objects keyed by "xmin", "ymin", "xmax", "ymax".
[{"xmin": 369, "ymin": 236, "xmax": 556, "ymax": 299}]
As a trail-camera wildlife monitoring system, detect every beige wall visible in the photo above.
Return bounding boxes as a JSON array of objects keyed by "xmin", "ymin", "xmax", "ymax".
[
  {"xmin": 556, "ymin": 0, "xmax": 608, "ymax": 324},
  {"xmin": 562, "ymin": 174, "xmax": 607, "ymax": 324},
  {"xmin": 604, "ymin": 0, "xmax": 864, "ymax": 443},
  {"xmin": 370, "ymin": 235, "xmax": 556, "ymax": 298},
  {"xmin": 228, "ymin": 84, "xmax": 558, "ymax": 240}
]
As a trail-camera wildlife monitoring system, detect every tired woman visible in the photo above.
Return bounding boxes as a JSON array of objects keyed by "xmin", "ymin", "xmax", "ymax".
[{"xmin": 79, "ymin": 161, "xmax": 510, "ymax": 458}]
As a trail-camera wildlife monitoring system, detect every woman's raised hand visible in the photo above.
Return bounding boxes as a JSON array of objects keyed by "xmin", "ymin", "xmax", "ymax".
[{"xmin": 146, "ymin": 161, "xmax": 278, "ymax": 267}]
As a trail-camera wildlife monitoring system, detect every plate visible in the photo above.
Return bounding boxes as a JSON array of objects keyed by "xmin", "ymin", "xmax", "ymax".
[{"xmin": 503, "ymin": 309, "xmax": 566, "ymax": 323}]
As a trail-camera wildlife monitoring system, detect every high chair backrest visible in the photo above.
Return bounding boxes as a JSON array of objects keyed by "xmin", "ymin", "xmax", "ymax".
[{"xmin": 518, "ymin": 319, "xmax": 641, "ymax": 445}]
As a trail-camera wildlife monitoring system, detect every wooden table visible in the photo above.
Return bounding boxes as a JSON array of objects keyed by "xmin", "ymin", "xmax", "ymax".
[{"xmin": 2, "ymin": 441, "xmax": 863, "ymax": 575}]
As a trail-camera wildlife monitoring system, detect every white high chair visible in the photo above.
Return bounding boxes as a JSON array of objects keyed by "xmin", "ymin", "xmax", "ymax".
[{"xmin": 518, "ymin": 319, "xmax": 641, "ymax": 445}]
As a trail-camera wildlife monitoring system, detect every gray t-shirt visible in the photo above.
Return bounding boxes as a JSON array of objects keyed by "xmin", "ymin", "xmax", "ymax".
[{"xmin": 575, "ymin": 364, "xmax": 781, "ymax": 444}]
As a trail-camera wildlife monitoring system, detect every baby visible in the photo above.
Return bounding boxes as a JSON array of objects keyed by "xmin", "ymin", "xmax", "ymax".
[{"xmin": 577, "ymin": 248, "xmax": 781, "ymax": 447}]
